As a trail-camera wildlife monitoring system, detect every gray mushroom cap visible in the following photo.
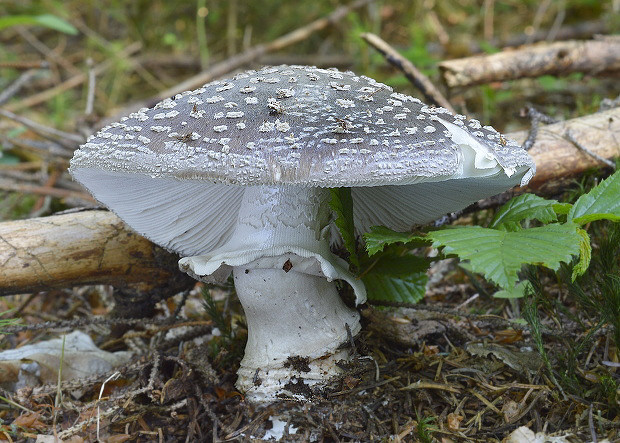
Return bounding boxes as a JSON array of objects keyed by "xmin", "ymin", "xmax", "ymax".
[{"xmin": 70, "ymin": 65, "xmax": 535, "ymax": 257}]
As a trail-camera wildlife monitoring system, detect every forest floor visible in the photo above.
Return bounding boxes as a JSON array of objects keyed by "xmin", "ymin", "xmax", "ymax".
[
  {"xmin": 0, "ymin": 265, "xmax": 616, "ymax": 442},
  {"xmin": 0, "ymin": 1, "xmax": 618, "ymax": 441}
]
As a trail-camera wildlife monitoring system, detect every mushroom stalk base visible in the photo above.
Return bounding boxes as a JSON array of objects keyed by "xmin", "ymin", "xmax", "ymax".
[{"xmin": 233, "ymin": 258, "xmax": 360, "ymax": 403}]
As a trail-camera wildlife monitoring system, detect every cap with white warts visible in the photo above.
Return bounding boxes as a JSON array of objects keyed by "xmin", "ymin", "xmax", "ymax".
[{"xmin": 70, "ymin": 65, "xmax": 534, "ymax": 254}]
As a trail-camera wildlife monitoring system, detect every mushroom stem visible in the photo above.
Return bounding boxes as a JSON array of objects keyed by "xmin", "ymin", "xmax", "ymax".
[
  {"xmin": 234, "ymin": 255, "xmax": 360, "ymax": 402},
  {"xmin": 178, "ymin": 185, "xmax": 366, "ymax": 402}
]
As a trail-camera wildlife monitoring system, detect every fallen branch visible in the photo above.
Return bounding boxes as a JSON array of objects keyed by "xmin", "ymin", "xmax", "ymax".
[
  {"xmin": 0, "ymin": 210, "xmax": 191, "ymax": 296},
  {"xmin": 0, "ymin": 109, "xmax": 617, "ymax": 296},
  {"xmin": 360, "ymin": 32, "xmax": 455, "ymax": 113},
  {"xmin": 439, "ymin": 37, "xmax": 620, "ymax": 88},
  {"xmin": 506, "ymin": 107, "xmax": 619, "ymax": 190}
]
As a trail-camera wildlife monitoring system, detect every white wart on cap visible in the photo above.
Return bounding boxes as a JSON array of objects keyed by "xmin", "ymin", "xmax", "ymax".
[{"xmin": 70, "ymin": 65, "xmax": 535, "ymax": 403}]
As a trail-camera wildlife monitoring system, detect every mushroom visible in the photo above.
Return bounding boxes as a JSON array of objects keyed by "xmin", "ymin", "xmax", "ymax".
[{"xmin": 70, "ymin": 65, "xmax": 535, "ymax": 403}]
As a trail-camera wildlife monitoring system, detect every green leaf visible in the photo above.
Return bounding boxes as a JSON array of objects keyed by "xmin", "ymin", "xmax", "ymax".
[
  {"xmin": 363, "ymin": 226, "xmax": 428, "ymax": 256},
  {"xmin": 569, "ymin": 170, "xmax": 620, "ymax": 224},
  {"xmin": 0, "ymin": 14, "xmax": 78, "ymax": 35},
  {"xmin": 490, "ymin": 194, "xmax": 560, "ymax": 230},
  {"xmin": 494, "ymin": 280, "xmax": 533, "ymax": 299},
  {"xmin": 364, "ymin": 253, "xmax": 431, "ymax": 277},
  {"xmin": 428, "ymin": 224, "xmax": 582, "ymax": 289},
  {"xmin": 34, "ymin": 14, "xmax": 78, "ymax": 34},
  {"xmin": 330, "ymin": 188, "xmax": 359, "ymax": 268},
  {"xmin": 363, "ymin": 272, "xmax": 428, "ymax": 304},
  {"xmin": 552, "ymin": 203, "xmax": 572, "ymax": 215},
  {"xmin": 571, "ymin": 228, "xmax": 592, "ymax": 281}
]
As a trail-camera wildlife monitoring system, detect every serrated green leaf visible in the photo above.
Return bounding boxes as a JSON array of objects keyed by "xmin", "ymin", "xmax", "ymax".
[
  {"xmin": 364, "ymin": 253, "xmax": 431, "ymax": 277},
  {"xmin": 363, "ymin": 226, "xmax": 428, "ymax": 256},
  {"xmin": 428, "ymin": 224, "xmax": 582, "ymax": 289},
  {"xmin": 571, "ymin": 228, "xmax": 592, "ymax": 281},
  {"xmin": 490, "ymin": 194, "xmax": 559, "ymax": 230},
  {"xmin": 362, "ymin": 272, "xmax": 427, "ymax": 304},
  {"xmin": 0, "ymin": 14, "xmax": 78, "ymax": 35},
  {"xmin": 569, "ymin": 170, "xmax": 620, "ymax": 224},
  {"xmin": 494, "ymin": 280, "xmax": 533, "ymax": 299},
  {"xmin": 330, "ymin": 188, "xmax": 359, "ymax": 268}
]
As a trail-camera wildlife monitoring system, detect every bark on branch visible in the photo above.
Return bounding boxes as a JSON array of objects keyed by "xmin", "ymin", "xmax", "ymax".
[
  {"xmin": 439, "ymin": 38, "xmax": 620, "ymax": 88},
  {"xmin": 0, "ymin": 210, "xmax": 192, "ymax": 296},
  {"xmin": 506, "ymin": 107, "xmax": 619, "ymax": 191}
]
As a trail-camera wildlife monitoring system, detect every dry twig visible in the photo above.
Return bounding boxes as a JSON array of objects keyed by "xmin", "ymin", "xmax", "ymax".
[
  {"xmin": 0, "ymin": 179, "xmax": 93, "ymax": 202},
  {"xmin": 0, "ymin": 67, "xmax": 47, "ymax": 106},
  {"xmin": 2, "ymin": 316, "xmax": 176, "ymax": 334},
  {"xmin": 360, "ymin": 33, "xmax": 455, "ymax": 113},
  {"xmin": 522, "ymin": 106, "xmax": 559, "ymax": 151},
  {"xmin": 5, "ymin": 42, "xmax": 143, "ymax": 113},
  {"xmin": 565, "ymin": 130, "xmax": 616, "ymax": 170},
  {"xmin": 0, "ymin": 108, "xmax": 84, "ymax": 146}
]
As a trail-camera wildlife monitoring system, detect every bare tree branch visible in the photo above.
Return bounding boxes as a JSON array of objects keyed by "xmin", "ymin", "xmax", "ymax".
[
  {"xmin": 360, "ymin": 32, "xmax": 455, "ymax": 113},
  {"xmin": 0, "ymin": 210, "xmax": 192, "ymax": 296},
  {"xmin": 439, "ymin": 38, "xmax": 620, "ymax": 88},
  {"xmin": 507, "ymin": 107, "xmax": 619, "ymax": 191}
]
